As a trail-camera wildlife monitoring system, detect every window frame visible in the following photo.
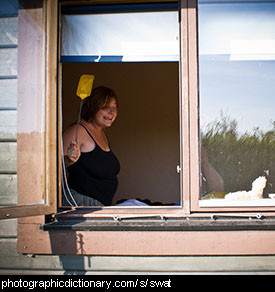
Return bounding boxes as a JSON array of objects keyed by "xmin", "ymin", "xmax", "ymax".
[
  {"xmin": 57, "ymin": 0, "xmax": 275, "ymax": 218},
  {"xmin": 58, "ymin": 0, "xmax": 275, "ymax": 217},
  {"xmin": 57, "ymin": 0, "xmax": 185, "ymax": 216},
  {"xmin": 191, "ymin": 0, "xmax": 275, "ymax": 214},
  {"xmin": 1, "ymin": 0, "xmax": 274, "ymax": 224}
]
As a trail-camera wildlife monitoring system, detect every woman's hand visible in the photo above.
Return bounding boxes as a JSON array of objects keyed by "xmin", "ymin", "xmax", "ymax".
[{"xmin": 65, "ymin": 141, "xmax": 81, "ymax": 166}]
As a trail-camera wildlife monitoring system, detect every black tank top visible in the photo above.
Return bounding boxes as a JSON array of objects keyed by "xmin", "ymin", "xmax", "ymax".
[{"xmin": 67, "ymin": 123, "xmax": 120, "ymax": 205}]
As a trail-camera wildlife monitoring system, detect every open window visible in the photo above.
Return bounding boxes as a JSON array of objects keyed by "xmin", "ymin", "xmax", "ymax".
[
  {"xmin": 0, "ymin": 0, "xmax": 184, "ymax": 222},
  {"xmin": 59, "ymin": 2, "xmax": 182, "ymax": 208}
]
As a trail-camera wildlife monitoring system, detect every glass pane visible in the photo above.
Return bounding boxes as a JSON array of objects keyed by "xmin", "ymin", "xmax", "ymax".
[
  {"xmin": 61, "ymin": 9, "xmax": 179, "ymax": 62},
  {"xmin": 198, "ymin": 0, "xmax": 275, "ymax": 207}
]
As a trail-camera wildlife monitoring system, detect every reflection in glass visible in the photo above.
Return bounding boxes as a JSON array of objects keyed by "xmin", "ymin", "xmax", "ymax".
[{"xmin": 198, "ymin": 1, "xmax": 275, "ymax": 205}]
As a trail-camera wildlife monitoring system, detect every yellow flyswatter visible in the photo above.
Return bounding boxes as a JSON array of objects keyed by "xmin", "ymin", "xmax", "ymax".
[
  {"xmin": 76, "ymin": 74, "xmax": 95, "ymax": 99},
  {"xmin": 75, "ymin": 74, "xmax": 95, "ymax": 141}
]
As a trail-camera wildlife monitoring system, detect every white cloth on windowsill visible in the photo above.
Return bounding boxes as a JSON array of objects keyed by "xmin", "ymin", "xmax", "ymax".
[{"xmin": 116, "ymin": 199, "xmax": 149, "ymax": 206}]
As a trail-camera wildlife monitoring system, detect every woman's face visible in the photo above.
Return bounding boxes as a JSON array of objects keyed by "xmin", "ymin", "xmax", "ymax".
[{"xmin": 94, "ymin": 98, "xmax": 118, "ymax": 128}]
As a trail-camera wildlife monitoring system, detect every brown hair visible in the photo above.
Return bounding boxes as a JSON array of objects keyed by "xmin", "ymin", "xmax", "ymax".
[{"xmin": 81, "ymin": 86, "xmax": 118, "ymax": 122}]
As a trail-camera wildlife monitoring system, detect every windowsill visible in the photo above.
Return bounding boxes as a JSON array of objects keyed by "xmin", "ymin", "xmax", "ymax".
[
  {"xmin": 199, "ymin": 199, "xmax": 275, "ymax": 208},
  {"xmin": 42, "ymin": 215, "xmax": 275, "ymax": 232}
]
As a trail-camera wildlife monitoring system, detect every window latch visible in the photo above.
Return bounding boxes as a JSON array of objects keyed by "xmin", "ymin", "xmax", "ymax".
[
  {"xmin": 113, "ymin": 214, "xmax": 166, "ymax": 221},
  {"xmin": 211, "ymin": 213, "xmax": 263, "ymax": 220}
]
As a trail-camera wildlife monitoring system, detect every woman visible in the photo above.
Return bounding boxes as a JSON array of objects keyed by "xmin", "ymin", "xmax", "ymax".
[{"xmin": 62, "ymin": 86, "xmax": 120, "ymax": 206}]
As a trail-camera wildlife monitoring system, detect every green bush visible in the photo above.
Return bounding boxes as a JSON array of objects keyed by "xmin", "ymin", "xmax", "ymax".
[{"xmin": 201, "ymin": 114, "xmax": 275, "ymax": 195}]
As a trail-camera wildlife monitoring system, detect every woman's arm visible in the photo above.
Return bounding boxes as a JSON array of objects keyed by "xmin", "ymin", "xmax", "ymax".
[{"xmin": 63, "ymin": 125, "xmax": 81, "ymax": 167}]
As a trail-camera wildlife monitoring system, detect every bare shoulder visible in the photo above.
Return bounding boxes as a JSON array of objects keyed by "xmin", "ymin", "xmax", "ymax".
[
  {"xmin": 63, "ymin": 124, "xmax": 78, "ymax": 140},
  {"xmin": 63, "ymin": 124, "xmax": 95, "ymax": 152}
]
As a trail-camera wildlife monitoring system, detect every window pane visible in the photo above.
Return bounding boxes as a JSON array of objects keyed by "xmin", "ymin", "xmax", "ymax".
[
  {"xmin": 198, "ymin": 0, "xmax": 275, "ymax": 207},
  {"xmin": 61, "ymin": 9, "xmax": 179, "ymax": 62}
]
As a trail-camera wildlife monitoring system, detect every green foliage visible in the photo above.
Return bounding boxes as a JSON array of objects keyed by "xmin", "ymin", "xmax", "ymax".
[{"xmin": 201, "ymin": 114, "xmax": 275, "ymax": 194}]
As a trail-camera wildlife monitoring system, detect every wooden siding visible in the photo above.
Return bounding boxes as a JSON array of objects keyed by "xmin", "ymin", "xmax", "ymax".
[
  {"xmin": 0, "ymin": 175, "xmax": 17, "ymax": 205},
  {"xmin": 0, "ymin": 79, "xmax": 17, "ymax": 109},
  {"xmin": 0, "ymin": 48, "xmax": 17, "ymax": 76},
  {"xmin": 0, "ymin": 11, "xmax": 18, "ymax": 209},
  {"xmin": 0, "ymin": 17, "xmax": 18, "ymax": 46},
  {"xmin": 0, "ymin": 10, "xmax": 19, "ymax": 274},
  {"xmin": 0, "ymin": 252, "xmax": 275, "ymax": 275}
]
